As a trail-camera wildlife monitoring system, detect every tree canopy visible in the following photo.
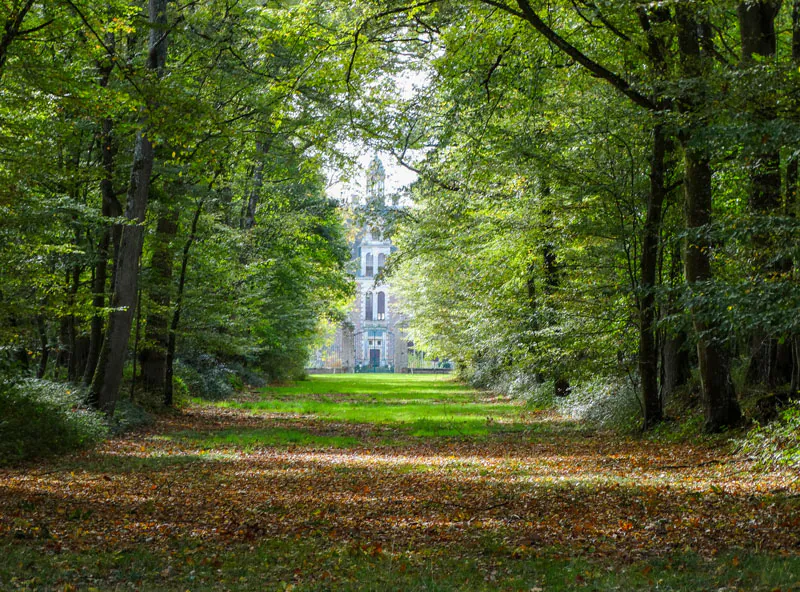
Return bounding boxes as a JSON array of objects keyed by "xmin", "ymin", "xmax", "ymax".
[{"xmin": 1, "ymin": 0, "xmax": 799, "ymax": 431}]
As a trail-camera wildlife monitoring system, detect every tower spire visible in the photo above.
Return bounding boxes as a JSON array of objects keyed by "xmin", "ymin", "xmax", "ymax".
[{"xmin": 366, "ymin": 153, "xmax": 385, "ymax": 205}]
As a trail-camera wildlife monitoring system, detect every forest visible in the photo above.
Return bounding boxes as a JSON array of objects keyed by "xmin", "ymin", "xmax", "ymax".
[{"xmin": 1, "ymin": 0, "xmax": 799, "ymax": 590}]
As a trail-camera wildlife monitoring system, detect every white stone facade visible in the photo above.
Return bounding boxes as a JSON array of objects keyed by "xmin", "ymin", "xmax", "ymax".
[{"xmin": 309, "ymin": 155, "xmax": 408, "ymax": 372}]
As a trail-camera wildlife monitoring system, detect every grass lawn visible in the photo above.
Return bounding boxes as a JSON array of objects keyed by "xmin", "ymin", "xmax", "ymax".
[
  {"xmin": 209, "ymin": 374, "xmax": 531, "ymax": 438},
  {"xmin": 2, "ymin": 374, "xmax": 799, "ymax": 591}
]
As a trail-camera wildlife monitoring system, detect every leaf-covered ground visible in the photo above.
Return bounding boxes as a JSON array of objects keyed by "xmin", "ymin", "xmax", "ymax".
[{"xmin": 1, "ymin": 374, "xmax": 799, "ymax": 591}]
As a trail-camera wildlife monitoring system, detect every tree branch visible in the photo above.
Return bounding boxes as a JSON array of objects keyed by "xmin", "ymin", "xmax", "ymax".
[
  {"xmin": 17, "ymin": 18, "xmax": 55, "ymax": 36},
  {"xmin": 492, "ymin": 0, "xmax": 656, "ymax": 111},
  {"xmin": 573, "ymin": 0, "xmax": 631, "ymax": 43}
]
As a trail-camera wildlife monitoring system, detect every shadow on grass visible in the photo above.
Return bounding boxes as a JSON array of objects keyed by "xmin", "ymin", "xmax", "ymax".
[
  {"xmin": 215, "ymin": 400, "xmax": 538, "ymax": 434},
  {"xmin": 165, "ymin": 427, "xmax": 361, "ymax": 450},
  {"xmin": 2, "ymin": 534, "xmax": 798, "ymax": 591},
  {"xmin": 48, "ymin": 452, "xmax": 216, "ymax": 475},
  {"xmin": 260, "ymin": 374, "xmax": 481, "ymax": 404},
  {"xmin": 3, "ymin": 374, "xmax": 798, "ymax": 590}
]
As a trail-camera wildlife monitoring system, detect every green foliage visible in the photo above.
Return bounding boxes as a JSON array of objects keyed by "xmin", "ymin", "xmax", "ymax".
[
  {"xmin": 172, "ymin": 375, "xmax": 190, "ymax": 405},
  {"xmin": 357, "ymin": 0, "xmax": 800, "ymax": 434},
  {"xmin": 112, "ymin": 398, "xmax": 154, "ymax": 433},
  {"xmin": 0, "ymin": 0, "xmax": 353, "ymax": 411},
  {"xmin": 176, "ymin": 357, "xmax": 239, "ymax": 401},
  {"xmin": 0, "ymin": 379, "xmax": 107, "ymax": 466},
  {"xmin": 555, "ymin": 377, "xmax": 643, "ymax": 433},
  {"xmin": 739, "ymin": 402, "xmax": 800, "ymax": 471}
]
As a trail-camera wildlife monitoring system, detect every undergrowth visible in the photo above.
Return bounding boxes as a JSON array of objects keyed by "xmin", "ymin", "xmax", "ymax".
[
  {"xmin": 738, "ymin": 401, "xmax": 800, "ymax": 471},
  {"xmin": 0, "ymin": 379, "xmax": 108, "ymax": 466}
]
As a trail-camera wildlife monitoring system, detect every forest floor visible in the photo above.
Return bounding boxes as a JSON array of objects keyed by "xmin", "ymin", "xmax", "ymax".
[{"xmin": 1, "ymin": 374, "xmax": 799, "ymax": 591}]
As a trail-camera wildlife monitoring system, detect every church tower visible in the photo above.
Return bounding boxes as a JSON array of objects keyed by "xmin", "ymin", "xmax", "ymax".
[
  {"xmin": 366, "ymin": 153, "xmax": 385, "ymax": 206},
  {"xmin": 308, "ymin": 154, "xmax": 408, "ymax": 373}
]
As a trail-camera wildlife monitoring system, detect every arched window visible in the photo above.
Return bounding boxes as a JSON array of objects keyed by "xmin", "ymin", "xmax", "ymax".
[
  {"xmin": 377, "ymin": 292, "xmax": 386, "ymax": 320},
  {"xmin": 365, "ymin": 252, "xmax": 373, "ymax": 277},
  {"xmin": 377, "ymin": 253, "xmax": 386, "ymax": 274},
  {"xmin": 365, "ymin": 292, "xmax": 373, "ymax": 321}
]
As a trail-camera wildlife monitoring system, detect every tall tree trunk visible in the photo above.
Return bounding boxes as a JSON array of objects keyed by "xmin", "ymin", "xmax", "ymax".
[
  {"xmin": 637, "ymin": 6, "xmax": 674, "ymax": 427},
  {"xmin": 676, "ymin": 5, "xmax": 740, "ymax": 432},
  {"xmin": 56, "ymin": 264, "xmax": 78, "ymax": 378},
  {"xmin": 739, "ymin": 1, "xmax": 789, "ymax": 387},
  {"xmin": 90, "ymin": 0, "xmax": 169, "ymax": 415},
  {"xmin": 640, "ymin": 123, "xmax": 669, "ymax": 427},
  {"xmin": 36, "ymin": 314, "xmax": 49, "ymax": 378},
  {"xmin": 67, "ymin": 219, "xmax": 88, "ymax": 382},
  {"xmin": 544, "ymin": 239, "xmax": 569, "ymax": 398},
  {"xmin": 242, "ymin": 137, "xmax": 273, "ymax": 230},
  {"xmin": 661, "ymin": 333, "xmax": 691, "ymax": 399},
  {"xmin": 540, "ymin": 181, "xmax": 568, "ymax": 397},
  {"xmin": 165, "ymin": 199, "xmax": 204, "ymax": 407},
  {"xmin": 139, "ymin": 203, "xmax": 178, "ymax": 392},
  {"xmin": 67, "ymin": 261, "xmax": 83, "ymax": 381},
  {"xmin": 83, "ymin": 163, "xmax": 123, "ymax": 385},
  {"xmin": 790, "ymin": 0, "xmax": 800, "ymax": 396},
  {"xmin": 661, "ymin": 241, "xmax": 691, "ymax": 401},
  {"xmin": 682, "ymin": 149, "xmax": 740, "ymax": 431},
  {"xmin": 84, "ymin": 30, "xmax": 122, "ymax": 385},
  {"xmin": 84, "ymin": 226, "xmax": 110, "ymax": 385}
]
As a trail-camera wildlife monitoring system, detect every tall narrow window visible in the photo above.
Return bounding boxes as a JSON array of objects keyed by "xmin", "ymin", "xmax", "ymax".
[
  {"xmin": 377, "ymin": 292, "xmax": 385, "ymax": 320},
  {"xmin": 377, "ymin": 253, "xmax": 386, "ymax": 274},
  {"xmin": 365, "ymin": 292, "xmax": 373, "ymax": 321},
  {"xmin": 365, "ymin": 252, "xmax": 373, "ymax": 277}
]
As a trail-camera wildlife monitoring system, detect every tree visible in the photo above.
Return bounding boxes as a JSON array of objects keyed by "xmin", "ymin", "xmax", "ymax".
[{"xmin": 90, "ymin": 0, "xmax": 169, "ymax": 415}]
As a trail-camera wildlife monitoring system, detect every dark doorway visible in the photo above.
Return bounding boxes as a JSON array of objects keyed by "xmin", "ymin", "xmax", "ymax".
[{"xmin": 369, "ymin": 349, "xmax": 380, "ymax": 367}]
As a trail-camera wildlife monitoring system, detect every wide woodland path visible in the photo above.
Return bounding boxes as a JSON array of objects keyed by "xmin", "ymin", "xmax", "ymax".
[{"xmin": 2, "ymin": 374, "xmax": 799, "ymax": 591}]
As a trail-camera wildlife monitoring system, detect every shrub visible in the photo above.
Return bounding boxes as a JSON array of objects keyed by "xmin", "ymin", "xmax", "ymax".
[
  {"xmin": 555, "ymin": 376, "xmax": 642, "ymax": 432},
  {"xmin": 112, "ymin": 398, "xmax": 154, "ymax": 433},
  {"xmin": 172, "ymin": 375, "xmax": 190, "ymax": 406},
  {"xmin": 175, "ymin": 355, "xmax": 236, "ymax": 400},
  {"xmin": 738, "ymin": 402, "xmax": 800, "ymax": 470},
  {"xmin": 226, "ymin": 361, "xmax": 266, "ymax": 389},
  {"xmin": 465, "ymin": 354, "xmax": 506, "ymax": 390},
  {"xmin": 0, "ymin": 379, "xmax": 108, "ymax": 466}
]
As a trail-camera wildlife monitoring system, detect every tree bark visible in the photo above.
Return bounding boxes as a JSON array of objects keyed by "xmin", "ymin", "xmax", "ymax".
[
  {"xmin": 676, "ymin": 5, "xmax": 740, "ymax": 432},
  {"xmin": 67, "ymin": 261, "xmax": 82, "ymax": 381},
  {"xmin": 540, "ymin": 182, "xmax": 569, "ymax": 397},
  {"xmin": 242, "ymin": 137, "xmax": 273, "ymax": 230},
  {"xmin": 640, "ymin": 123, "xmax": 669, "ymax": 427},
  {"xmin": 682, "ymin": 149, "xmax": 740, "ymax": 430},
  {"xmin": 661, "ymin": 240, "xmax": 691, "ymax": 401},
  {"xmin": 637, "ymin": 5, "xmax": 677, "ymax": 428},
  {"xmin": 165, "ymin": 199, "xmax": 204, "ymax": 406},
  {"xmin": 739, "ymin": 1, "xmax": 789, "ymax": 387},
  {"xmin": 36, "ymin": 314, "xmax": 49, "ymax": 378},
  {"xmin": 90, "ymin": 0, "xmax": 169, "ymax": 415},
  {"xmin": 661, "ymin": 331, "xmax": 691, "ymax": 400},
  {"xmin": 84, "ymin": 30, "xmax": 122, "ymax": 386},
  {"xmin": 139, "ymin": 203, "xmax": 178, "ymax": 392},
  {"xmin": 56, "ymin": 270, "xmax": 71, "ymax": 378},
  {"xmin": 790, "ymin": 0, "xmax": 800, "ymax": 395}
]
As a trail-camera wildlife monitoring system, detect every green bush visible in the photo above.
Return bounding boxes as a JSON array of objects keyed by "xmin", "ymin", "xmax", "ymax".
[
  {"xmin": 172, "ymin": 375, "xmax": 190, "ymax": 406},
  {"xmin": 0, "ymin": 379, "xmax": 108, "ymax": 466},
  {"xmin": 739, "ymin": 401, "xmax": 800, "ymax": 470},
  {"xmin": 226, "ymin": 361, "xmax": 266, "ymax": 389},
  {"xmin": 175, "ymin": 356, "xmax": 236, "ymax": 400},
  {"xmin": 112, "ymin": 398, "xmax": 154, "ymax": 433},
  {"xmin": 556, "ymin": 376, "xmax": 643, "ymax": 432}
]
